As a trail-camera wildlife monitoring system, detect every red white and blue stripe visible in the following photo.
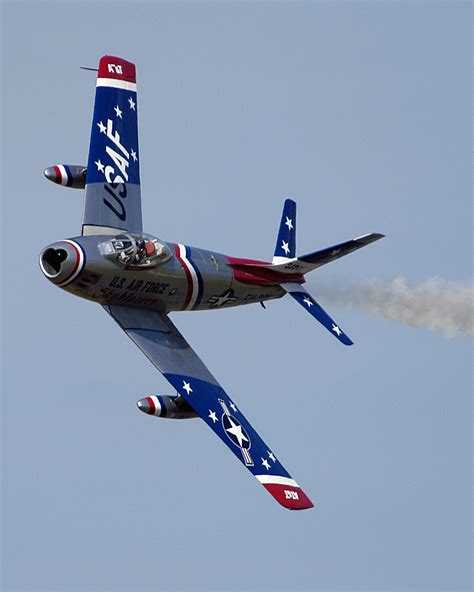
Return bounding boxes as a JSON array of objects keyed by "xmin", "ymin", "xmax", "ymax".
[
  {"xmin": 51, "ymin": 165, "xmax": 74, "ymax": 187},
  {"xmin": 175, "ymin": 244, "xmax": 204, "ymax": 310}
]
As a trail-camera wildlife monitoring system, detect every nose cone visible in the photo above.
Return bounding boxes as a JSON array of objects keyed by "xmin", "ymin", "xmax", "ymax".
[
  {"xmin": 39, "ymin": 239, "xmax": 85, "ymax": 287},
  {"xmin": 137, "ymin": 396, "xmax": 158, "ymax": 415},
  {"xmin": 44, "ymin": 166, "xmax": 61, "ymax": 184}
]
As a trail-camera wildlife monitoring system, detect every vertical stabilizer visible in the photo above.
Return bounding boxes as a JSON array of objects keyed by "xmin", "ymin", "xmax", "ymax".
[{"xmin": 273, "ymin": 199, "xmax": 296, "ymax": 264}]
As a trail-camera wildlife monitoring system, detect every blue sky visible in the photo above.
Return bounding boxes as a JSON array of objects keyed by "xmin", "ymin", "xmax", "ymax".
[{"xmin": 1, "ymin": 2, "xmax": 471, "ymax": 590}]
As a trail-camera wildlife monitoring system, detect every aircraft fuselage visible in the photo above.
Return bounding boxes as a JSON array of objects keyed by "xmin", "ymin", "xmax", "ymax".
[{"xmin": 39, "ymin": 234, "xmax": 288, "ymax": 313}]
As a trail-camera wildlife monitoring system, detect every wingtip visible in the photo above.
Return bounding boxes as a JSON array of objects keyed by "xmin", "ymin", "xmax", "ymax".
[{"xmin": 257, "ymin": 477, "xmax": 315, "ymax": 510}]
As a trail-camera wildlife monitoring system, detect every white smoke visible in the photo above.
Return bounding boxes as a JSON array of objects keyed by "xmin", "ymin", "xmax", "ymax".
[{"xmin": 310, "ymin": 277, "xmax": 474, "ymax": 339}]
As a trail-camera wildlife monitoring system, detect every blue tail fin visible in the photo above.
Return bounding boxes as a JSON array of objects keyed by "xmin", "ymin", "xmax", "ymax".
[
  {"xmin": 273, "ymin": 199, "xmax": 296, "ymax": 264},
  {"xmin": 82, "ymin": 55, "xmax": 142, "ymax": 236}
]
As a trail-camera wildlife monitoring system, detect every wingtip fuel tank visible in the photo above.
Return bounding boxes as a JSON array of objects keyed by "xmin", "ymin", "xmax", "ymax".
[
  {"xmin": 44, "ymin": 164, "xmax": 87, "ymax": 189},
  {"xmin": 137, "ymin": 395, "xmax": 198, "ymax": 420}
]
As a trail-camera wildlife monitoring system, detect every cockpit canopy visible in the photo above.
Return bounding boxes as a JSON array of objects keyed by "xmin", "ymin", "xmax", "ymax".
[{"xmin": 99, "ymin": 233, "xmax": 172, "ymax": 267}]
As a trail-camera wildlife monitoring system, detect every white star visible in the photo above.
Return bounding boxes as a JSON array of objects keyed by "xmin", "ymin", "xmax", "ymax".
[
  {"xmin": 332, "ymin": 324, "xmax": 342, "ymax": 336},
  {"xmin": 229, "ymin": 402, "xmax": 237, "ymax": 413},
  {"xmin": 225, "ymin": 417, "xmax": 248, "ymax": 447},
  {"xmin": 262, "ymin": 458, "xmax": 271, "ymax": 470},
  {"xmin": 97, "ymin": 121, "xmax": 107, "ymax": 134},
  {"xmin": 212, "ymin": 293, "xmax": 236, "ymax": 306},
  {"xmin": 94, "ymin": 159, "xmax": 105, "ymax": 173},
  {"xmin": 208, "ymin": 410, "xmax": 218, "ymax": 423},
  {"xmin": 114, "ymin": 105, "xmax": 123, "ymax": 118},
  {"xmin": 128, "ymin": 96, "xmax": 136, "ymax": 110},
  {"xmin": 303, "ymin": 297, "xmax": 313, "ymax": 307},
  {"xmin": 268, "ymin": 451, "xmax": 276, "ymax": 462},
  {"xmin": 281, "ymin": 240, "xmax": 290, "ymax": 255},
  {"xmin": 331, "ymin": 248, "xmax": 341, "ymax": 255},
  {"xmin": 182, "ymin": 381, "xmax": 193, "ymax": 395},
  {"xmin": 131, "ymin": 149, "xmax": 138, "ymax": 162},
  {"xmin": 285, "ymin": 216, "xmax": 294, "ymax": 230}
]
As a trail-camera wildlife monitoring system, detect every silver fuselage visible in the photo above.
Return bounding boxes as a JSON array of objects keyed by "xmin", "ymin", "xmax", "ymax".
[{"xmin": 39, "ymin": 234, "xmax": 286, "ymax": 313}]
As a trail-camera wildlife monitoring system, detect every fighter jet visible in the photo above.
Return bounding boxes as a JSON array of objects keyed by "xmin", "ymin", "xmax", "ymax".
[{"xmin": 40, "ymin": 55, "xmax": 384, "ymax": 510}]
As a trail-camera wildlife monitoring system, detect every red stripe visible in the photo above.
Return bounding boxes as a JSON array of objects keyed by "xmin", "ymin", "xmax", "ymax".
[
  {"xmin": 98, "ymin": 55, "xmax": 136, "ymax": 83},
  {"xmin": 146, "ymin": 396, "xmax": 156, "ymax": 415},
  {"xmin": 175, "ymin": 244, "xmax": 193, "ymax": 310},
  {"xmin": 57, "ymin": 241, "xmax": 81, "ymax": 285},
  {"xmin": 262, "ymin": 483, "xmax": 314, "ymax": 510},
  {"xmin": 53, "ymin": 166, "xmax": 62, "ymax": 184},
  {"xmin": 227, "ymin": 256, "xmax": 304, "ymax": 285}
]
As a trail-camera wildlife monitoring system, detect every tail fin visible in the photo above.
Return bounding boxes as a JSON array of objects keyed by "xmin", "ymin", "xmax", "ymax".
[
  {"xmin": 82, "ymin": 55, "xmax": 142, "ymax": 236},
  {"xmin": 273, "ymin": 199, "xmax": 296, "ymax": 264}
]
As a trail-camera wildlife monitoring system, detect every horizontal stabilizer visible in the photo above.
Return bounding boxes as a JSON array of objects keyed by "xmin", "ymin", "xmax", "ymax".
[
  {"xmin": 228, "ymin": 233, "xmax": 385, "ymax": 282},
  {"xmin": 299, "ymin": 233, "xmax": 385, "ymax": 269},
  {"xmin": 282, "ymin": 283, "xmax": 353, "ymax": 346},
  {"xmin": 271, "ymin": 232, "xmax": 385, "ymax": 275}
]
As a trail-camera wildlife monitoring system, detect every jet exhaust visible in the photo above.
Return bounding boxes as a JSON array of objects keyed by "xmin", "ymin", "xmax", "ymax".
[{"xmin": 309, "ymin": 276, "xmax": 474, "ymax": 339}]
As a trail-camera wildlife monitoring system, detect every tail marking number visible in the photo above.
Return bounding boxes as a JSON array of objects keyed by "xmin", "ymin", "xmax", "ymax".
[{"xmin": 108, "ymin": 64, "xmax": 123, "ymax": 74}]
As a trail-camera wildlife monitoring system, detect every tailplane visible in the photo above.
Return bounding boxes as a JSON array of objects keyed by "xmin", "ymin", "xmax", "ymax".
[
  {"xmin": 271, "ymin": 200, "xmax": 383, "ymax": 345},
  {"xmin": 228, "ymin": 200, "xmax": 384, "ymax": 344},
  {"xmin": 281, "ymin": 282, "xmax": 353, "ymax": 346},
  {"xmin": 269, "ymin": 232, "xmax": 384, "ymax": 276}
]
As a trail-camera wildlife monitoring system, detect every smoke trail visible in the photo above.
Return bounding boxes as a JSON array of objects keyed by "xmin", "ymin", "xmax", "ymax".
[{"xmin": 311, "ymin": 277, "xmax": 473, "ymax": 338}]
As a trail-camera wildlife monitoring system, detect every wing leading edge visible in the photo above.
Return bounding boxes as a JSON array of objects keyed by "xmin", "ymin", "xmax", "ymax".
[{"xmin": 104, "ymin": 305, "xmax": 314, "ymax": 510}]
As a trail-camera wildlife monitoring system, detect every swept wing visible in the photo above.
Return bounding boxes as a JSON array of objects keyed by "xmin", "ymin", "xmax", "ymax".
[
  {"xmin": 83, "ymin": 55, "xmax": 142, "ymax": 236},
  {"xmin": 104, "ymin": 305, "xmax": 314, "ymax": 510}
]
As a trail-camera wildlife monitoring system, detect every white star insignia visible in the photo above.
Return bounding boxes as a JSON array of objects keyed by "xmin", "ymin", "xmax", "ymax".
[
  {"xmin": 285, "ymin": 216, "xmax": 293, "ymax": 230},
  {"xmin": 208, "ymin": 410, "xmax": 218, "ymax": 423},
  {"xmin": 332, "ymin": 324, "xmax": 342, "ymax": 336},
  {"xmin": 303, "ymin": 297, "xmax": 313, "ymax": 307},
  {"xmin": 225, "ymin": 417, "xmax": 249, "ymax": 447},
  {"xmin": 131, "ymin": 149, "xmax": 138, "ymax": 162},
  {"xmin": 97, "ymin": 121, "xmax": 107, "ymax": 134},
  {"xmin": 128, "ymin": 96, "xmax": 136, "ymax": 110},
  {"xmin": 281, "ymin": 240, "xmax": 290, "ymax": 255},
  {"xmin": 262, "ymin": 458, "xmax": 271, "ymax": 470},
  {"xmin": 268, "ymin": 451, "xmax": 276, "ymax": 462},
  {"xmin": 229, "ymin": 402, "xmax": 237, "ymax": 413},
  {"xmin": 94, "ymin": 159, "xmax": 105, "ymax": 173},
  {"xmin": 182, "ymin": 381, "xmax": 193, "ymax": 395},
  {"xmin": 331, "ymin": 248, "xmax": 341, "ymax": 256},
  {"xmin": 114, "ymin": 105, "xmax": 123, "ymax": 118}
]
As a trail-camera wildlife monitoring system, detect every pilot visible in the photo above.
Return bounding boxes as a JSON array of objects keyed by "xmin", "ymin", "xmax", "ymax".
[{"xmin": 144, "ymin": 240, "xmax": 156, "ymax": 257}]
